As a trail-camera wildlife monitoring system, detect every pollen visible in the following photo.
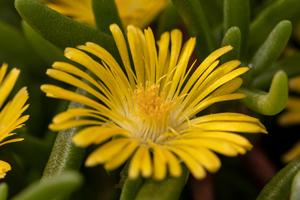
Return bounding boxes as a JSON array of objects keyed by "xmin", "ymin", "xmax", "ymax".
[
  {"xmin": 135, "ymin": 83, "xmax": 172, "ymax": 118},
  {"xmin": 133, "ymin": 83, "xmax": 175, "ymax": 142}
]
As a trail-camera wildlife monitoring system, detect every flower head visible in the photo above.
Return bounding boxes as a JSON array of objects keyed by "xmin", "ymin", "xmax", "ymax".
[
  {"xmin": 46, "ymin": 0, "xmax": 168, "ymax": 28},
  {"xmin": 42, "ymin": 24, "xmax": 266, "ymax": 180},
  {"xmin": 0, "ymin": 63, "xmax": 29, "ymax": 178}
]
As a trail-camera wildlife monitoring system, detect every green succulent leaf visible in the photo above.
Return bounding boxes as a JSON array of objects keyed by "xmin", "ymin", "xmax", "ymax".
[
  {"xmin": 291, "ymin": 170, "xmax": 300, "ymax": 200},
  {"xmin": 172, "ymin": 0, "xmax": 216, "ymax": 58},
  {"xmin": 250, "ymin": 0, "xmax": 300, "ymax": 53},
  {"xmin": 157, "ymin": 4, "xmax": 180, "ymax": 36},
  {"xmin": 248, "ymin": 20, "xmax": 292, "ymax": 82},
  {"xmin": 120, "ymin": 177, "xmax": 143, "ymax": 200},
  {"xmin": 134, "ymin": 168, "xmax": 189, "ymax": 200},
  {"xmin": 92, "ymin": 0, "xmax": 122, "ymax": 33},
  {"xmin": 251, "ymin": 52, "xmax": 300, "ymax": 89},
  {"xmin": 22, "ymin": 21, "xmax": 65, "ymax": 65},
  {"xmin": 0, "ymin": 183, "xmax": 8, "ymax": 200},
  {"xmin": 240, "ymin": 70, "xmax": 288, "ymax": 116},
  {"xmin": 15, "ymin": 0, "xmax": 115, "ymax": 52},
  {"xmin": 12, "ymin": 171, "xmax": 83, "ymax": 200},
  {"xmin": 257, "ymin": 157, "xmax": 300, "ymax": 200},
  {"xmin": 0, "ymin": 20, "xmax": 38, "ymax": 66},
  {"xmin": 198, "ymin": 0, "xmax": 223, "ymax": 29},
  {"xmin": 223, "ymin": 0, "xmax": 249, "ymax": 59},
  {"xmin": 221, "ymin": 26, "xmax": 241, "ymax": 62}
]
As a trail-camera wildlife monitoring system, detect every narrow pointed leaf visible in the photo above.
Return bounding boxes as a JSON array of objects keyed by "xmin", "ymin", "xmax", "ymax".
[
  {"xmin": 249, "ymin": 20, "xmax": 292, "ymax": 82},
  {"xmin": 240, "ymin": 70, "xmax": 288, "ymax": 116},
  {"xmin": 257, "ymin": 157, "xmax": 300, "ymax": 200},
  {"xmin": 92, "ymin": 0, "xmax": 122, "ymax": 33},
  {"xmin": 223, "ymin": 0, "xmax": 249, "ymax": 59},
  {"xmin": 12, "ymin": 171, "xmax": 82, "ymax": 200},
  {"xmin": 221, "ymin": 26, "xmax": 241, "ymax": 62},
  {"xmin": 15, "ymin": 0, "xmax": 115, "ymax": 52}
]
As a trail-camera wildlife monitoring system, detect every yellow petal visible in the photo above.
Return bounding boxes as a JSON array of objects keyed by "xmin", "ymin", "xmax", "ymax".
[
  {"xmin": 128, "ymin": 146, "xmax": 145, "ymax": 179},
  {"xmin": 161, "ymin": 148, "xmax": 182, "ymax": 177},
  {"xmin": 105, "ymin": 140, "xmax": 140, "ymax": 170},
  {"xmin": 85, "ymin": 138, "xmax": 130, "ymax": 167},
  {"xmin": 73, "ymin": 126, "xmax": 128, "ymax": 147},
  {"xmin": 150, "ymin": 143, "xmax": 167, "ymax": 180},
  {"xmin": 0, "ymin": 67, "xmax": 20, "ymax": 108},
  {"xmin": 167, "ymin": 146, "xmax": 206, "ymax": 180}
]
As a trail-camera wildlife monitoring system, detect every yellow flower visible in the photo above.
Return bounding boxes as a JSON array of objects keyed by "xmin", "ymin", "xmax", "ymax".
[
  {"xmin": 41, "ymin": 24, "xmax": 266, "ymax": 180},
  {"xmin": 46, "ymin": 0, "xmax": 168, "ymax": 28},
  {"xmin": 0, "ymin": 63, "xmax": 29, "ymax": 179},
  {"xmin": 279, "ymin": 76, "xmax": 300, "ymax": 161}
]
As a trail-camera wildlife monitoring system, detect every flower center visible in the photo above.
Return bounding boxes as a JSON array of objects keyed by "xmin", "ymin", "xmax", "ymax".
[{"xmin": 133, "ymin": 83, "xmax": 174, "ymax": 142}]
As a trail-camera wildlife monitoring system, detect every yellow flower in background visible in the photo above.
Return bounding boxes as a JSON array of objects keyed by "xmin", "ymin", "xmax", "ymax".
[
  {"xmin": 279, "ymin": 76, "xmax": 300, "ymax": 162},
  {"xmin": 46, "ymin": 0, "xmax": 168, "ymax": 28},
  {"xmin": 41, "ymin": 24, "xmax": 266, "ymax": 180},
  {"xmin": 282, "ymin": 141, "xmax": 300, "ymax": 162},
  {"xmin": 279, "ymin": 76, "xmax": 300, "ymax": 125},
  {"xmin": 0, "ymin": 63, "xmax": 29, "ymax": 178}
]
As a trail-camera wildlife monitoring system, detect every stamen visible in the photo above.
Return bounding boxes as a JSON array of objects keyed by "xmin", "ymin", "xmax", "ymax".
[{"xmin": 133, "ymin": 83, "xmax": 175, "ymax": 142}]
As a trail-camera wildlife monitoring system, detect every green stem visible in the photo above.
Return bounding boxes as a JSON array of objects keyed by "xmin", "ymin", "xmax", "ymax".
[{"xmin": 42, "ymin": 100, "xmax": 85, "ymax": 178}]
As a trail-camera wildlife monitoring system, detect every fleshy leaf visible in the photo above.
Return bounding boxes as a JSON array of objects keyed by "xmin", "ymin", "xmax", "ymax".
[
  {"xmin": 134, "ymin": 168, "xmax": 189, "ymax": 200},
  {"xmin": 22, "ymin": 21, "xmax": 65, "ymax": 65},
  {"xmin": 240, "ymin": 70, "xmax": 288, "ymax": 116},
  {"xmin": 223, "ymin": 0, "xmax": 249, "ymax": 59},
  {"xmin": 248, "ymin": 20, "xmax": 292, "ymax": 82},
  {"xmin": 92, "ymin": 0, "xmax": 122, "ymax": 33},
  {"xmin": 257, "ymin": 157, "xmax": 300, "ymax": 200},
  {"xmin": 0, "ymin": 20, "xmax": 39, "ymax": 66},
  {"xmin": 221, "ymin": 26, "xmax": 241, "ymax": 62},
  {"xmin": 250, "ymin": 0, "xmax": 300, "ymax": 53},
  {"xmin": 11, "ymin": 171, "xmax": 82, "ymax": 200},
  {"xmin": 0, "ymin": 183, "xmax": 8, "ymax": 200},
  {"xmin": 291, "ymin": 170, "xmax": 300, "ymax": 200},
  {"xmin": 15, "ymin": 0, "xmax": 115, "ymax": 52},
  {"xmin": 172, "ymin": 0, "xmax": 216, "ymax": 58},
  {"xmin": 120, "ymin": 177, "xmax": 143, "ymax": 200}
]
